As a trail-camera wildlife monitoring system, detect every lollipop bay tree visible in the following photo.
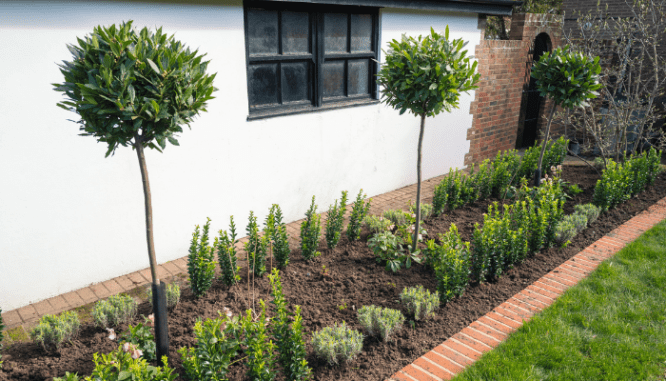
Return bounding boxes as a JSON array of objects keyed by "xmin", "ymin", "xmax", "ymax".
[
  {"xmin": 377, "ymin": 27, "xmax": 479, "ymax": 251},
  {"xmin": 53, "ymin": 21, "xmax": 217, "ymax": 362},
  {"xmin": 530, "ymin": 46, "xmax": 601, "ymax": 185}
]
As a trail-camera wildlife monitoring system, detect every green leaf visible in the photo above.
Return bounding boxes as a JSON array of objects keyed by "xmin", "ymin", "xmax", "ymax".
[
  {"xmin": 168, "ymin": 137, "xmax": 180, "ymax": 146},
  {"xmin": 146, "ymin": 58, "xmax": 161, "ymax": 75},
  {"xmin": 118, "ymin": 371, "xmax": 132, "ymax": 381}
]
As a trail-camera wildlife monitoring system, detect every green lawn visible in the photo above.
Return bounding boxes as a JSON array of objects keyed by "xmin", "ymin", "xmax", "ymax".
[{"xmin": 453, "ymin": 220, "xmax": 666, "ymax": 381}]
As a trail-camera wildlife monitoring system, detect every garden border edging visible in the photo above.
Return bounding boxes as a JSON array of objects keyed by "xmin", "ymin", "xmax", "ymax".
[{"xmin": 387, "ymin": 195, "xmax": 666, "ymax": 381}]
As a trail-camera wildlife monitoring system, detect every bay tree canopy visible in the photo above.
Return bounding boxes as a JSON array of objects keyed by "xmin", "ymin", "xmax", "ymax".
[{"xmin": 53, "ymin": 20, "xmax": 217, "ymax": 156}]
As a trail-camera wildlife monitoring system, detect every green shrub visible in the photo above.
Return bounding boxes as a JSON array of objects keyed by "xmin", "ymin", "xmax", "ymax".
[
  {"xmin": 363, "ymin": 215, "xmax": 394, "ymax": 235},
  {"xmin": 178, "ymin": 309, "xmax": 241, "ymax": 381},
  {"xmin": 92, "ymin": 294, "xmax": 137, "ymax": 328},
  {"xmin": 472, "ymin": 159, "xmax": 493, "ymax": 200},
  {"xmin": 266, "ymin": 204, "xmax": 291, "ymax": 269},
  {"xmin": 325, "ymin": 191, "xmax": 348, "ymax": 249},
  {"xmin": 400, "ymin": 285, "xmax": 440, "ymax": 321},
  {"xmin": 368, "ymin": 231, "xmax": 422, "ymax": 272},
  {"xmin": 543, "ymin": 137, "xmax": 569, "ymax": 172},
  {"xmin": 147, "ymin": 282, "xmax": 181, "ymax": 309},
  {"xmin": 120, "ymin": 316, "xmax": 156, "ymax": 361},
  {"xmin": 188, "ymin": 218, "xmax": 217, "ymax": 297},
  {"xmin": 574, "ymin": 203, "xmax": 601, "ymax": 224},
  {"xmin": 268, "ymin": 269, "xmax": 312, "ymax": 381},
  {"xmin": 30, "ymin": 311, "xmax": 80, "ymax": 350},
  {"xmin": 241, "ymin": 300, "xmax": 277, "ymax": 381},
  {"xmin": 491, "ymin": 150, "xmax": 520, "ymax": 197},
  {"xmin": 246, "ymin": 211, "xmax": 268, "ymax": 277},
  {"xmin": 347, "ymin": 190, "xmax": 371, "ymax": 242},
  {"xmin": 518, "ymin": 143, "xmax": 541, "ymax": 180},
  {"xmin": 424, "ymin": 222, "xmax": 465, "ymax": 268},
  {"xmin": 593, "ymin": 156, "xmax": 606, "ymax": 170},
  {"xmin": 433, "ymin": 169, "xmax": 476, "ymax": 213},
  {"xmin": 53, "ymin": 372, "xmax": 80, "ymax": 381},
  {"xmin": 382, "ymin": 209, "xmax": 408, "ymax": 226},
  {"xmin": 216, "ymin": 216, "xmax": 241, "ymax": 286},
  {"xmin": 554, "ymin": 213, "xmax": 588, "ymax": 246},
  {"xmin": 311, "ymin": 322, "xmax": 363, "ymax": 366},
  {"xmin": 300, "ymin": 196, "xmax": 321, "ymax": 260},
  {"xmin": 409, "ymin": 200, "xmax": 433, "ymax": 220},
  {"xmin": 357, "ymin": 305, "xmax": 404, "ymax": 341},
  {"xmin": 426, "ymin": 224, "xmax": 471, "ymax": 303},
  {"xmin": 568, "ymin": 183, "xmax": 584, "ymax": 195},
  {"xmin": 88, "ymin": 345, "xmax": 176, "ymax": 381}
]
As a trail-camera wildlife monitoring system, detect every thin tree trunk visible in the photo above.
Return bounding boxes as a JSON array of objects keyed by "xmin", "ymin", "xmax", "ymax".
[
  {"xmin": 535, "ymin": 103, "xmax": 557, "ymax": 186},
  {"xmin": 413, "ymin": 114, "xmax": 426, "ymax": 253},
  {"xmin": 134, "ymin": 135, "xmax": 159, "ymax": 286},
  {"xmin": 498, "ymin": 17, "xmax": 509, "ymax": 40}
]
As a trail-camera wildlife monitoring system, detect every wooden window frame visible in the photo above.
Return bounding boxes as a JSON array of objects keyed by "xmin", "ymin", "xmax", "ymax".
[{"xmin": 243, "ymin": 1, "xmax": 380, "ymax": 120}]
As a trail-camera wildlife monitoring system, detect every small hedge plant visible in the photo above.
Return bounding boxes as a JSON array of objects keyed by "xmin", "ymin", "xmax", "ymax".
[
  {"xmin": 216, "ymin": 216, "xmax": 241, "ymax": 286},
  {"xmin": 426, "ymin": 224, "xmax": 471, "ymax": 303},
  {"xmin": 300, "ymin": 196, "xmax": 322, "ymax": 260},
  {"xmin": 147, "ymin": 283, "xmax": 181, "ymax": 309},
  {"xmin": 268, "ymin": 269, "xmax": 312, "ymax": 381},
  {"xmin": 266, "ymin": 204, "xmax": 291, "ymax": 269},
  {"xmin": 325, "ymin": 191, "xmax": 348, "ymax": 249},
  {"xmin": 240, "ymin": 300, "xmax": 277, "ymax": 381},
  {"xmin": 178, "ymin": 309, "xmax": 241, "ymax": 381},
  {"xmin": 92, "ymin": 294, "xmax": 137, "ymax": 328},
  {"xmin": 357, "ymin": 305, "xmax": 404, "ymax": 341},
  {"xmin": 400, "ymin": 285, "xmax": 440, "ymax": 321},
  {"xmin": 30, "ymin": 311, "xmax": 81, "ymax": 350},
  {"xmin": 246, "ymin": 211, "xmax": 268, "ymax": 277},
  {"xmin": 311, "ymin": 322, "xmax": 364, "ymax": 366},
  {"xmin": 593, "ymin": 148, "xmax": 662, "ymax": 210},
  {"xmin": 188, "ymin": 218, "xmax": 217, "ymax": 297},
  {"xmin": 347, "ymin": 190, "xmax": 371, "ymax": 242}
]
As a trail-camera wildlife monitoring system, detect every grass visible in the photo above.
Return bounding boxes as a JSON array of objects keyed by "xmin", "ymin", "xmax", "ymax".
[{"xmin": 453, "ymin": 220, "xmax": 666, "ymax": 381}]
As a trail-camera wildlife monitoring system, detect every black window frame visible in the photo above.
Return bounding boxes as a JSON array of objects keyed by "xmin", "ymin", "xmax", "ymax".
[{"xmin": 243, "ymin": 1, "xmax": 380, "ymax": 120}]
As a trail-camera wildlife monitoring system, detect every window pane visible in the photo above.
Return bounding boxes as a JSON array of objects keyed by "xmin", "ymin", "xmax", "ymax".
[
  {"xmin": 282, "ymin": 11, "xmax": 309, "ymax": 54},
  {"xmin": 322, "ymin": 61, "xmax": 345, "ymax": 98},
  {"xmin": 324, "ymin": 13, "xmax": 348, "ymax": 54},
  {"xmin": 247, "ymin": 8, "xmax": 278, "ymax": 55},
  {"xmin": 348, "ymin": 59, "xmax": 369, "ymax": 95},
  {"xmin": 351, "ymin": 14, "xmax": 372, "ymax": 52},
  {"xmin": 248, "ymin": 63, "xmax": 278, "ymax": 106},
  {"xmin": 281, "ymin": 62, "xmax": 310, "ymax": 103}
]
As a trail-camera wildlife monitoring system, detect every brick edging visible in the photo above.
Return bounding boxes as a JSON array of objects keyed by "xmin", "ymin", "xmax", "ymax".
[{"xmin": 388, "ymin": 196, "xmax": 666, "ymax": 381}]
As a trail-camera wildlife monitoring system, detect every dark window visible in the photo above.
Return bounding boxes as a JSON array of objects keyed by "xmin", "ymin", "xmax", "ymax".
[{"xmin": 244, "ymin": 2, "xmax": 379, "ymax": 118}]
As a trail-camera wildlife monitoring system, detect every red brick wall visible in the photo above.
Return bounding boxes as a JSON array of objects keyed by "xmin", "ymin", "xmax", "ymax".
[{"xmin": 465, "ymin": 13, "xmax": 564, "ymax": 166}]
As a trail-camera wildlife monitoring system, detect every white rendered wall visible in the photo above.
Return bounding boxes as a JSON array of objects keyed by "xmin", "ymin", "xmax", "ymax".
[{"xmin": 0, "ymin": 1, "xmax": 480, "ymax": 310}]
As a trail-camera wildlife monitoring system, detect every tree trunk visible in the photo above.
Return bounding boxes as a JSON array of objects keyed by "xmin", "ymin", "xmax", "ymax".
[
  {"xmin": 535, "ymin": 103, "xmax": 557, "ymax": 186},
  {"xmin": 413, "ymin": 114, "xmax": 426, "ymax": 253},
  {"xmin": 498, "ymin": 16, "xmax": 509, "ymax": 40},
  {"xmin": 134, "ymin": 136, "xmax": 159, "ymax": 286}
]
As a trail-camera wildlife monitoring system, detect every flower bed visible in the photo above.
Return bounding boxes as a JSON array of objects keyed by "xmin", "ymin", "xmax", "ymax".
[{"xmin": 1, "ymin": 164, "xmax": 666, "ymax": 381}]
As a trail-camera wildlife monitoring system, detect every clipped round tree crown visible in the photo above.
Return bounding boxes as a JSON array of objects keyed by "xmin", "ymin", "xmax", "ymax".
[
  {"xmin": 53, "ymin": 20, "xmax": 217, "ymax": 156},
  {"xmin": 376, "ymin": 26, "xmax": 480, "ymax": 117},
  {"xmin": 531, "ymin": 46, "xmax": 602, "ymax": 110}
]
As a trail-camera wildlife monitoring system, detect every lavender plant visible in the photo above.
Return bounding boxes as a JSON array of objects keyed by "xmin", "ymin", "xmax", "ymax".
[
  {"xmin": 178, "ymin": 309, "xmax": 241, "ymax": 381},
  {"xmin": 554, "ymin": 213, "xmax": 589, "ymax": 246},
  {"xmin": 92, "ymin": 294, "xmax": 138, "ymax": 328},
  {"xmin": 188, "ymin": 218, "xmax": 216, "ymax": 298},
  {"xmin": 216, "ymin": 216, "xmax": 241, "ymax": 286},
  {"xmin": 147, "ymin": 283, "xmax": 181, "ymax": 309},
  {"xmin": 409, "ymin": 200, "xmax": 433, "ymax": 220},
  {"xmin": 30, "ymin": 311, "xmax": 81, "ymax": 350},
  {"xmin": 363, "ymin": 215, "xmax": 394, "ymax": 235},
  {"xmin": 325, "ymin": 191, "xmax": 348, "ymax": 249},
  {"xmin": 311, "ymin": 322, "xmax": 364, "ymax": 366},
  {"xmin": 400, "ymin": 286, "xmax": 440, "ymax": 321},
  {"xmin": 300, "ymin": 196, "xmax": 321, "ymax": 260},
  {"xmin": 268, "ymin": 269, "xmax": 312, "ymax": 381},
  {"xmin": 241, "ymin": 300, "xmax": 277, "ymax": 381},
  {"xmin": 346, "ymin": 190, "xmax": 371, "ymax": 242},
  {"xmin": 382, "ymin": 209, "xmax": 408, "ymax": 226},
  {"xmin": 574, "ymin": 203, "xmax": 601, "ymax": 225},
  {"xmin": 357, "ymin": 305, "xmax": 405, "ymax": 341}
]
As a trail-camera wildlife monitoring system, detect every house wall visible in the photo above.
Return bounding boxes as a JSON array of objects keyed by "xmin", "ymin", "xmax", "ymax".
[{"xmin": 0, "ymin": 1, "xmax": 481, "ymax": 310}]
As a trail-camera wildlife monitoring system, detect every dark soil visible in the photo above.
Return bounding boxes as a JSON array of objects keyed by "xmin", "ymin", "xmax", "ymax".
[{"xmin": 2, "ymin": 165, "xmax": 666, "ymax": 381}]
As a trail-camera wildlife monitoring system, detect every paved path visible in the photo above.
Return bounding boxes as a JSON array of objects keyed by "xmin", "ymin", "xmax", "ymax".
[{"xmin": 387, "ymin": 194, "xmax": 666, "ymax": 381}]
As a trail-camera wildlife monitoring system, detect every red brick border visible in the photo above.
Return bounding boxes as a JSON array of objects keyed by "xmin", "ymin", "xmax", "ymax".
[{"xmin": 387, "ymin": 196, "xmax": 666, "ymax": 381}]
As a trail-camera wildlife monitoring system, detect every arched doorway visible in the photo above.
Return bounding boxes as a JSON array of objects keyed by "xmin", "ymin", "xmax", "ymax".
[{"xmin": 520, "ymin": 33, "xmax": 551, "ymax": 148}]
